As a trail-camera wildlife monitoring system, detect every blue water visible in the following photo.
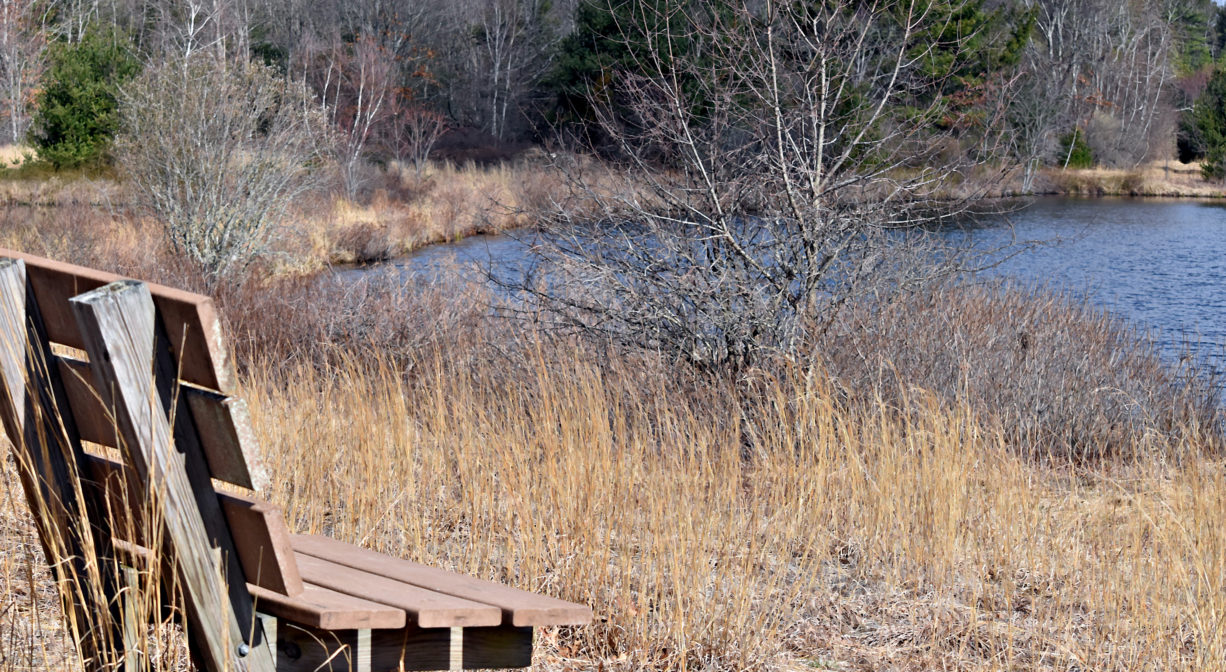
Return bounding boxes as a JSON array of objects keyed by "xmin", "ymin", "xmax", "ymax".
[
  {"xmin": 339, "ymin": 197, "xmax": 1226, "ymax": 367},
  {"xmin": 954, "ymin": 198, "xmax": 1226, "ymax": 364}
]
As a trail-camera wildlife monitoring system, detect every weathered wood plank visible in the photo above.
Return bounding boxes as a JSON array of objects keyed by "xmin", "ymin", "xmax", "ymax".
[
  {"xmin": 15, "ymin": 256, "xmax": 109, "ymax": 350},
  {"xmin": 293, "ymin": 534, "xmax": 593, "ymax": 627},
  {"xmin": 295, "ymin": 554, "xmax": 503, "ymax": 629},
  {"xmin": 84, "ymin": 451, "xmax": 298, "ymax": 596},
  {"xmin": 0, "ymin": 247, "xmax": 237, "ymax": 393},
  {"xmin": 0, "ymin": 258, "xmax": 122, "ymax": 671},
  {"xmin": 70, "ymin": 280, "xmax": 274, "ymax": 672},
  {"xmin": 59, "ymin": 356, "xmax": 260, "ymax": 490},
  {"xmin": 248, "ymin": 585, "xmax": 405, "ymax": 630},
  {"xmin": 184, "ymin": 386, "xmax": 261, "ymax": 490},
  {"xmin": 217, "ymin": 490, "xmax": 304, "ymax": 597},
  {"xmin": 113, "ymin": 538, "xmax": 400, "ymax": 632},
  {"xmin": 59, "ymin": 336, "xmax": 257, "ymax": 492},
  {"xmin": 149, "ymin": 286, "xmax": 236, "ymax": 393}
]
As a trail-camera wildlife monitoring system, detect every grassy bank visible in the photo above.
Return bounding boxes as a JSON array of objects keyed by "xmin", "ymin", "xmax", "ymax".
[
  {"xmin": 1039, "ymin": 160, "xmax": 1226, "ymax": 198},
  {"xmin": 0, "ymin": 145, "xmax": 586, "ymax": 272},
  {"xmin": 0, "ymin": 161, "xmax": 1221, "ymax": 671}
]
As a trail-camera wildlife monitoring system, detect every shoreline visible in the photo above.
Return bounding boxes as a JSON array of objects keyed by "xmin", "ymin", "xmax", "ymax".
[{"xmin": 1029, "ymin": 160, "xmax": 1226, "ymax": 199}]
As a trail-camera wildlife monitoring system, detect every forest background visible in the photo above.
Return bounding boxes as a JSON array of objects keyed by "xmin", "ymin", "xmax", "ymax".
[{"xmin": 0, "ymin": 2, "xmax": 1225, "ymax": 671}]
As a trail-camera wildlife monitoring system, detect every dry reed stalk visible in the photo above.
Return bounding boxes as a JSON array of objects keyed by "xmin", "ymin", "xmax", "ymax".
[
  {"xmin": 0, "ymin": 351, "xmax": 193, "ymax": 672},
  {"xmin": 236, "ymin": 340, "xmax": 1226, "ymax": 672}
]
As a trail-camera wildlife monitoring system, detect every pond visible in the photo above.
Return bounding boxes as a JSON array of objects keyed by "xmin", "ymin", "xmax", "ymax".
[
  {"xmin": 338, "ymin": 197, "xmax": 1226, "ymax": 370},
  {"xmin": 957, "ymin": 197, "xmax": 1226, "ymax": 367}
]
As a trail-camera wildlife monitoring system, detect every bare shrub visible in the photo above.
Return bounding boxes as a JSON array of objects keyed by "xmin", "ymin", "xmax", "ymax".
[
  {"xmin": 383, "ymin": 98, "xmax": 447, "ymax": 179},
  {"xmin": 115, "ymin": 53, "xmax": 329, "ymax": 284},
  {"xmin": 215, "ymin": 268, "xmax": 488, "ymax": 372},
  {"xmin": 817, "ymin": 280, "xmax": 1222, "ymax": 461},
  {"xmin": 1086, "ymin": 110, "xmax": 1129, "ymax": 168}
]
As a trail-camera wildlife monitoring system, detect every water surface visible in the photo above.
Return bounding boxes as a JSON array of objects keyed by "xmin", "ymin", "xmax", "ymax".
[{"xmin": 341, "ymin": 197, "xmax": 1226, "ymax": 368}]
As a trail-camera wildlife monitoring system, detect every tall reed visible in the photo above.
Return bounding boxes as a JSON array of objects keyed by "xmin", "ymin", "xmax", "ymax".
[{"xmin": 241, "ymin": 340, "xmax": 1226, "ymax": 671}]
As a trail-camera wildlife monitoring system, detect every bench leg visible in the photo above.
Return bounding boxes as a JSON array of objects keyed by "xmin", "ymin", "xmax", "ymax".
[
  {"xmin": 356, "ymin": 629, "xmax": 372, "ymax": 672},
  {"xmin": 121, "ymin": 566, "xmax": 142, "ymax": 672},
  {"xmin": 273, "ymin": 624, "xmax": 532, "ymax": 671},
  {"xmin": 254, "ymin": 614, "xmax": 277, "ymax": 668}
]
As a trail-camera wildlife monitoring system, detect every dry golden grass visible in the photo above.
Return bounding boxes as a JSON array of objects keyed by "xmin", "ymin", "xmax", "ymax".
[
  {"xmin": 0, "ymin": 145, "xmax": 31, "ymax": 168},
  {"xmin": 302, "ymin": 160, "xmax": 566, "ymax": 266},
  {"xmin": 1043, "ymin": 160, "xmax": 1226, "ymax": 198},
  {"xmin": 303, "ymin": 156, "xmax": 632, "ymax": 267},
  {"xmin": 232, "ymin": 345, "xmax": 1226, "ymax": 671}
]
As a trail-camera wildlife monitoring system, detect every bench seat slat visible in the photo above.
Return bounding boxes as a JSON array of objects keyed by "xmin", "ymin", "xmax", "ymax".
[
  {"xmin": 111, "ymin": 540, "xmax": 406, "ymax": 631},
  {"xmin": 248, "ymin": 584, "xmax": 406, "ymax": 631},
  {"xmin": 292, "ymin": 534, "xmax": 593, "ymax": 627},
  {"xmin": 294, "ymin": 553, "xmax": 503, "ymax": 629}
]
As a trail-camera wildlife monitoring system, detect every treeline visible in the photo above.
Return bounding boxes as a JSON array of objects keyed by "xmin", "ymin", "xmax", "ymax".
[{"xmin": 2, "ymin": 0, "xmax": 1226, "ymax": 179}]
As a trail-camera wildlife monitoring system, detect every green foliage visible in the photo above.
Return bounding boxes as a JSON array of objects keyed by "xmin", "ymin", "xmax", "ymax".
[
  {"xmin": 1169, "ymin": 0, "xmax": 1217, "ymax": 75},
  {"xmin": 29, "ymin": 27, "xmax": 140, "ymax": 169},
  {"xmin": 895, "ymin": 3, "xmax": 1028, "ymax": 88},
  {"xmin": 1183, "ymin": 67, "xmax": 1226, "ymax": 179},
  {"xmin": 1058, "ymin": 129, "xmax": 1093, "ymax": 169},
  {"xmin": 547, "ymin": 0, "xmax": 724, "ymax": 146}
]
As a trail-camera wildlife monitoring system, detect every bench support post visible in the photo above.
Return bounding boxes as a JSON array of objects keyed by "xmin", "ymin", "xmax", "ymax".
[
  {"xmin": 71, "ymin": 280, "xmax": 275, "ymax": 672},
  {"xmin": 0, "ymin": 258, "xmax": 126, "ymax": 672}
]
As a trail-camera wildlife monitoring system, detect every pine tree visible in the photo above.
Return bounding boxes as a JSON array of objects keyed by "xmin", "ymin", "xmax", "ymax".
[
  {"xmin": 29, "ymin": 27, "xmax": 139, "ymax": 169},
  {"xmin": 1188, "ymin": 68, "xmax": 1226, "ymax": 179}
]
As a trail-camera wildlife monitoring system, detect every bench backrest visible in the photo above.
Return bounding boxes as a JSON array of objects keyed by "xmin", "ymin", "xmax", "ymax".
[{"xmin": 0, "ymin": 250, "xmax": 300, "ymax": 671}]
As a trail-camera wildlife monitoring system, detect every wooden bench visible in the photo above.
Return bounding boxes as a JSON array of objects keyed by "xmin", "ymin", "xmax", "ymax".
[{"xmin": 0, "ymin": 249, "xmax": 590, "ymax": 671}]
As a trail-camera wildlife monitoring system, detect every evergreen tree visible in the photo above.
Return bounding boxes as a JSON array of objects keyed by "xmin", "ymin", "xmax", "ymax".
[
  {"xmin": 29, "ymin": 27, "xmax": 140, "ymax": 169},
  {"xmin": 547, "ymin": 0, "xmax": 725, "ymax": 151},
  {"xmin": 1168, "ymin": 0, "xmax": 1217, "ymax": 74},
  {"xmin": 1183, "ymin": 67, "xmax": 1226, "ymax": 179}
]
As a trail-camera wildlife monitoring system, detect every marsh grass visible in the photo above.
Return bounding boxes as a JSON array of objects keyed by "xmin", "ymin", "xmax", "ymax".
[
  {"xmin": 304, "ymin": 160, "xmax": 565, "ymax": 265},
  {"xmin": 238, "ymin": 337, "xmax": 1226, "ymax": 671},
  {"xmin": 1043, "ymin": 160, "xmax": 1226, "ymax": 198},
  {"xmin": 0, "ymin": 172, "xmax": 1220, "ymax": 670}
]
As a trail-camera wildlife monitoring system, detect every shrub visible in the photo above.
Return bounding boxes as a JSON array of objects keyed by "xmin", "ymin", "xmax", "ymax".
[
  {"xmin": 1057, "ymin": 128, "xmax": 1094, "ymax": 169},
  {"xmin": 28, "ymin": 27, "xmax": 139, "ymax": 169},
  {"xmin": 816, "ymin": 281, "xmax": 1221, "ymax": 461},
  {"xmin": 115, "ymin": 54, "xmax": 328, "ymax": 283}
]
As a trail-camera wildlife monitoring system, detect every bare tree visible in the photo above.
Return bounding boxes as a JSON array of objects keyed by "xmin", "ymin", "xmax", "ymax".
[
  {"xmin": 298, "ymin": 32, "xmax": 393, "ymax": 198},
  {"xmin": 1019, "ymin": 0, "xmax": 1176, "ymax": 168},
  {"xmin": 438, "ymin": 0, "xmax": 561, "ymax": 140},
  {"xmin": 382, "ymin": 92, "xmax": 447, "ymax": 178},
  {"xmin": 116, "ymin": 53, "xmax": 328, "ymax": 282},
  {"xmin": 148, "ymin": 0, "xmax": 252, "ymax": 62},
  {"xmin": 0, "ymin": 0, "xmax": 44, "ymax": 144},
  {"xmin": 516, "ymin": 0, "xmax": 1015, "ymax": 374}
]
